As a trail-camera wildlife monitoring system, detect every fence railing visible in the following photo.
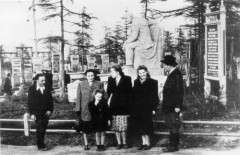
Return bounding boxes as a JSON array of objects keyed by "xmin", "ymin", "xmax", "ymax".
[{"xmin": 0, "ymin": 113, "xmax": 240, "ymax": 137}]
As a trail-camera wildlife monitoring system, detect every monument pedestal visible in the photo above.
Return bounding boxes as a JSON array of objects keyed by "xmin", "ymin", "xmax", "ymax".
[{"xmin": 122, "ymin": 65, "xmax": 164, "ymax": 77}]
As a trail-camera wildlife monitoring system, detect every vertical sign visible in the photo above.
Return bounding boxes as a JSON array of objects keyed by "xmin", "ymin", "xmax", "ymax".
[
  {"xmin": 11, "ymin": 58, "xmax": 22, "ymax": 76},
  {"xmin": 52, "ymin": 54, "xmax": 60, "ymax": 74},
  {"xmin": 207, "ymin": 25, "xmax": 218, "ymax": 78},
  {"xmin": 100, "ymin": 54, "xmax": 109, "ymax": 73},
  {"xmin": 86, "ymin": 55, "xmax": 96, "ymax": 69},
  {"xmin": 70, "ymin": 55, "xmax": 79, "ymax": 71},
  {"xmin": 32, "ymin": 58, "xmax": 42, "ymax": 72},
  {"xmin": 11, "ymin": 58, "xmax": 22, "ymax": 87},
  {"xmin": 23, "ymin": 59, "xmax": 32, "ymax": 85}
]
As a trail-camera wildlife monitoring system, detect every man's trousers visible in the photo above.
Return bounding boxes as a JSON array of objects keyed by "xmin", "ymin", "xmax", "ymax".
[
  {"xmin": 164, "ymin": 112, "xmax": 181, "ymax": 147},
  {"xmin": 35, "ymin": 115, "xmax": 49, "ymax": 149}
]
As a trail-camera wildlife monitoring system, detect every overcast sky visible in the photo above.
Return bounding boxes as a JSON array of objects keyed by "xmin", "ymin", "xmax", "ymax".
[{"xmin": 0, "ymin": 0, "xmax": 191, "ymax": 52}]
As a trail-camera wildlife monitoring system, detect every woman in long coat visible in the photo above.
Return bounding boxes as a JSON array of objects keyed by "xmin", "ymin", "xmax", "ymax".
[
  {"xmin": 75, "ymin": 69, "xmax": 103, "ymax": 150},
  {"xmin": 107, "ymin": 65, "xmax": 133, "ymax": 150},
  {"xmin": 133, "ymin": 65, "xmax": 159, "ymax": 150}
]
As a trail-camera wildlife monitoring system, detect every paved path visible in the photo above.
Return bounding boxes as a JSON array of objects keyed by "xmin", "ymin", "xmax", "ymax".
[{"xmin": 1, "ymin": 145, "xmax": 240, "ymax": 155}]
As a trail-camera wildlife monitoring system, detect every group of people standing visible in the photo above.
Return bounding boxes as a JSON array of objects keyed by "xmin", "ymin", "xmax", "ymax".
[
  {"xmin": 74, "ymin": 65, "xmax": 159, "ymax": 152},
  {"xmin": 27, "ymin": 54, "xmax": 184, "ymax": 153},
  {"xmin": 74, "ymin": 55, "xmax": 184, "ymax": 152}
]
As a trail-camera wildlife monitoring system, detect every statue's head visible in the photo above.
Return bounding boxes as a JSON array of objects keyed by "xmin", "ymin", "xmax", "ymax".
[{"xmin": 124, "ymin": 11, "xmax": 133, "ymax": 24}]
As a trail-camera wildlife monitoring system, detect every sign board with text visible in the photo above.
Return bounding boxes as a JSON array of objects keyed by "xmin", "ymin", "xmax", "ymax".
[
  {"xmin": 207, "ymin": 25, "xmax": 218, "ymax": 78},
  {"xmin": 86, "ymin": 55, "xmax": 96, "ymax": 69},
  {"xmin": 52, "ymin": 54, "xmax": 60, "ymax": 74},
  {"xmin": 11, "ymin": 58, "xmax": 22, "ymax": 87},
  {"xmin": 100, "ymin": 54, "xmax": 109, "ymax": 73},
  {"xmin": 70, "ymin": 55, "xmax": 79, "ymax": 71}
]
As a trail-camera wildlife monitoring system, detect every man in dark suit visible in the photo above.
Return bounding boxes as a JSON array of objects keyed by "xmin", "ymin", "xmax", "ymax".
[
  {"xmin": 27, "ymin": 74, "xmax": 53, "ymax": 151},
  {"xmin": 161, "ymin": 55, "xmax": 184, "ymax": 152}
]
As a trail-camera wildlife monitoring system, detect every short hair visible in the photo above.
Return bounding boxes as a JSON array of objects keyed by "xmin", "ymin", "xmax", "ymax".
[
  {"xmin": 111, "ymin": 65, "xmax": 124, "ymax": 77},
  {"xmin": 7, "ymin": 73, "xmax": 10, "ymax": 77},
  {"xmin": 95, "ymin": 89, "xmax": 104, "ymax": 95},
  {"xmin": 137, "ymin": 65, "xmax": 151, "ymax": 79},
  {"xmin": 85, "ymin": 69, "xmax": 95, "ymax": 76},
  {"xmin": 35, "ymin": 73, "xmax": 45, "ymax": 80}
]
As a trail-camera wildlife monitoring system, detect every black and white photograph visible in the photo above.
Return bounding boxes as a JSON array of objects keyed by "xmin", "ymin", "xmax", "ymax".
[{"xmin": 0, "ymin": 0, "xmax": 240, "ymax": 154}]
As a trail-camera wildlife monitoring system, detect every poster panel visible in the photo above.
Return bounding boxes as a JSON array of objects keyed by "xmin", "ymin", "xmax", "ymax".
[
  {"xmin": 11, "ymin": 58, "xmax": 22, "ymax": 77},
  {"xmin": 32, "ymin": 58, "xmax": 42, "ymax": 72},
  {"xmin": 70, "ymin": 55, "xmax": 79, "ymax": 71},
  {"xmin": 23, "ymin": 59, "xmax": 32, "ymax": 84},
  {"xmin": 52, "ymin": 54, "xmax": 60, "ymax": 74},
  {"xmin": 11, "ymin": 58, "xmax": 21, "ymax": 87},
  {"xmin": 207, "ymin": 25, "xmax": 218, "ymax": 78},
  {"xmin": 86, "ymin": 55, "xmax": 96, "ymax": 69},
  {"xmin": 100, "ymin": 54, "xmax": 109, "ymax": 73}
]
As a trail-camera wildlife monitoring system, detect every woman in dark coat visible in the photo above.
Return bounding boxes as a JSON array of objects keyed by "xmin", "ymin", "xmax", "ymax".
[
  {"xmin": 107, "ymin": 65, "xmax": 133, "ymax": 150},
  {"xmin": 133, "ymin": 65, "xmax": 159, "ymax": 150},
  {"xmin": 89, "ymin": 89, "xmax": 111, "ymax": 151}
]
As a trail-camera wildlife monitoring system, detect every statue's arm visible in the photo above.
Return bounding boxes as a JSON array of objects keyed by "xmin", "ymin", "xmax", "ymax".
[{"xmin": 125, "ymin": 25, "xmax": 139, "ymax": 43}]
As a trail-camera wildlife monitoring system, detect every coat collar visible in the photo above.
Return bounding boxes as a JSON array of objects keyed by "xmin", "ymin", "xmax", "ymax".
[
  {"xmin": 167, "ymin": 68, "xmax": 179, "ymax": 78},
  {"xmin": 82, "ymin": 80, "xmax": 98, "ymax": 90},
  {"xmin": 116, "ymin": 75, "xmax": 124, "ymax": 87}
]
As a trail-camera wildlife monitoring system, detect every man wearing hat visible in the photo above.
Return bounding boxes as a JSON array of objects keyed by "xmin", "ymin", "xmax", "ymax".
[{"xmin": 160, "ymin": 55, "xmax": 184, "ymax": 152}]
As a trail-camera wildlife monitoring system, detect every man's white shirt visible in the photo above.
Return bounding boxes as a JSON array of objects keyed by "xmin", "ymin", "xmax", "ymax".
[{"xmin": 36, "ymin": 84, "xmax": 45, "ymax": 94}]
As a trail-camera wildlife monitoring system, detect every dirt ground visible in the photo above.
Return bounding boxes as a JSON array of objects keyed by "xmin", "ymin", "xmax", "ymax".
[{"xmin": 1, "ymin": 144, "xmax": 240, "ymax": 155}]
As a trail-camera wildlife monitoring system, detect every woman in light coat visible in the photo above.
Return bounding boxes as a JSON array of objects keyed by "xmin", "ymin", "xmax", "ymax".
[{"xmin": 75, "ymin": 69, "xmax": 103, "ymax": 150}]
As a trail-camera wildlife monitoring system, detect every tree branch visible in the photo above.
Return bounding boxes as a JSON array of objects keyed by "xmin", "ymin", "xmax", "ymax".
[{"xmin": 42, "ymin": 13, "xmax": 60, "ymax": 20}]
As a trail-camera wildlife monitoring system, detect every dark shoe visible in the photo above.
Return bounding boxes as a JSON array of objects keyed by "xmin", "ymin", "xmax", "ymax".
[
  {"xmin": 138, "ymin": 145, "xmax": 146, "ymax": 150},
  {"xmin": 123, "ymin": 144, "xmax": 131, "ymax": 149},
  {"xmin": 161, "ymin": 143, "xmax": 170, "ymax": 147},
  {"xmin": 84, "ymin": 145, "xmax": 90, "ymax": 150},
  {"xmin": 143, "ymin": 145, "xmax": 151, "ymax": 150},
  {"xmin": 100, "ymin": 145, "xmax": 105, "ymax": 151},
  {"xmin": 38, "ymin": 147, "xmax": 48, "ymax": 151},
  {"xmin": 162, "ymin": 146, "xmax": 179, "ymax": 152},
  {"xmin": 96, "ymin": 145, "xmax": 101, "ymax": 151},
  {"xmin": 116, "ymin": 144, "xmax": 122, "ymax": 150}
]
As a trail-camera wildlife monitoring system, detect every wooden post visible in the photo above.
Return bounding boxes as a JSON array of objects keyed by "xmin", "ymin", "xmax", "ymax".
[{"xmin": 23, "ymin": 113, "xmax": 30, "ymax": 136}]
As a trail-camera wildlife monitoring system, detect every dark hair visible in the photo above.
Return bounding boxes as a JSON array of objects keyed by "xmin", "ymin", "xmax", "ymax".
[
  {"xmin": 111, "ymin": 65, "xmax": 124, "ymax": 77},
  {"xmin": 35, "ymin": 73, "xmax": 45, "ymax": 80},
  {"xmin": 85, "ymin": 69, "xmax": 95, "ymax": 76},
  {"xmin": 137, "ymin": 65, "xmax": 151, "ymax": 79},
  {"xmin": 7, "ymin": 73, "xmax": 10, "ymax": 77},
  {"xmin": 95, "ymin": 89, "xmax": 104, "ymax": 95}
]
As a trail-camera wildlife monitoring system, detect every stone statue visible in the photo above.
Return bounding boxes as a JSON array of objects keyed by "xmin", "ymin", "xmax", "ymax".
[{"xmin": 123, "ymin": 12, "xmax": 163, "ymax": 69}]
